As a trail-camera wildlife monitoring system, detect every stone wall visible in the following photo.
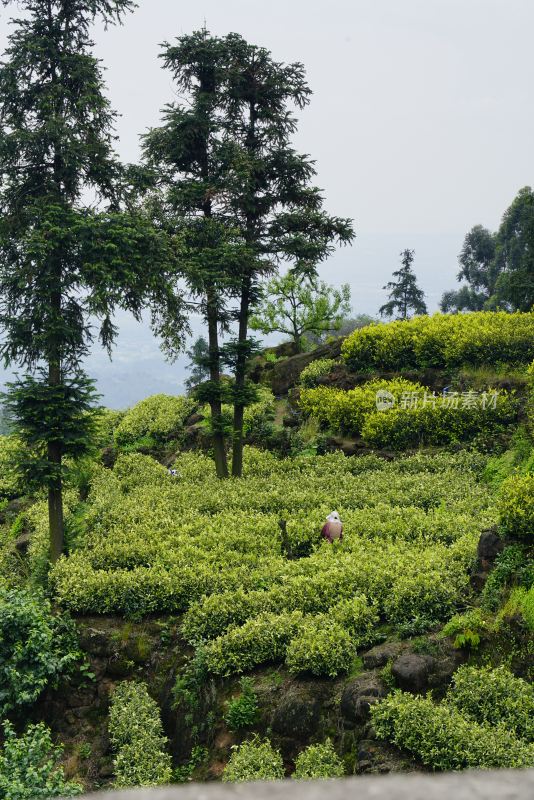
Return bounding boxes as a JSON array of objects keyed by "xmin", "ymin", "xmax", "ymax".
[{"xmin": 72, "ymin": 769, "xmax": 534, "ymax": 800}]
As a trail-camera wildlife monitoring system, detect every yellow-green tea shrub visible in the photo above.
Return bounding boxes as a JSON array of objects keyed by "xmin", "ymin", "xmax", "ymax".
[
  {"xmin": 109, "ymin": 681, "xmax": 172, "ymax": 788},
  {"xmin": 285, "ymin": 618, "xmax": 354, "ymax": 677},
  {"xmin": 48, "ymin": 449, "xmax": 493, "ymax": 675},
  {"xmin": 361, "ymin": 392, "xmax": 516, "ymax": 450},
  {"xmin": 222, "ymin": 737, "xmax": 284, "ymax": 783},
  {"xmin": 204, "ymin": 612, "xmax": 304, "ymax": 676},
  {"xmin": 114, "ymin": 394, "xmax": 195, "ymax": 448},
  {"xmin": 293, "ymin": 740, "xmax": 345, "ymax": 780},
  {"xmin": 0, "ymin": 436, "xmax": 26, "ymax": 499},
  {"xmin": 300, "ymin": 359, "xmax": 338, "ymax": 388},
  {"xmin": 498, "ymin": 474, "xmax": 534, "ymax": 539},
  {"xmin": 299, "ymin": 378, "xmax": 423, "ymax": 435},
  {"xmin": 371, "ymin": 690, "xmax": 534, "ymax": 770},
  {"xmin": 447, "ymin": 665, "xmax": 534, "ymax": 741},
  {"xmin": 342, "ymin": 312, "xmax": 534, "ymax": 372}
]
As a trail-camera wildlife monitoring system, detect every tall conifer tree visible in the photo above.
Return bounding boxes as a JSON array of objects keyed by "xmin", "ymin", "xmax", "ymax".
[
  {"xmin": 0, "ymin": 0, "xmax": 186, "ymax": 559},
  {"xmin": 223, "ymin": 38, "xmax": 355, "ymax": 476},
  {"xmin": 380, "ymin": 249, "xmax": 427, "ymax": 320},
  {"xmin": 141, "ymin": 31, "xmax": 250, "ymax": 479}
]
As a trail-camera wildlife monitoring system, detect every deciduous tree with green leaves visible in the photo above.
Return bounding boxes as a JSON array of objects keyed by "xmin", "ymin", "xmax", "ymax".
[
  {"xmin": 0, "ymin": 0, "xmax": 187, "ymax": 560},
  {"xmin": 380, "ymin": 249, "xmax": 427, "ymax": 320},
  {"xmin": 250, "ymin": 273, "xmax": 351, "ymax": 352},
  {"xmin": 440, "ymin": 225, "xmax": 498, "ymax": 313},
  {"xmin": 494, "ymin": 186, "xmax": 534, "ymax": 311}
]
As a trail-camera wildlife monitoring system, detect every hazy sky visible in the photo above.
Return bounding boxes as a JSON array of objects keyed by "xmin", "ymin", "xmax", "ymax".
[{"xmin": 1, "ymin": 0, "xmax": 533, "ymax": 406}]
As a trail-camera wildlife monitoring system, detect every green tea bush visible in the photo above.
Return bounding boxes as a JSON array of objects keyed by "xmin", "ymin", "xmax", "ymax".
[
  {"xmin": 361, "ymin": 393, "xmax": 516, "ymax": 450},
  {"xmin": 300, "ymin": 359, "xmax": 338, "ymax": 388},
  {"xmin": 114, "ymin": 394, "xmax": 195, "ymax": 449},
  {"xmin": 48, "ymin": 449, "xmax": 491, "ymax": 675},
  {"xmin": 222, "ymin": 737, "xmax": 284, "ymax": 783},
  {"xmin": 0, "ymin": 587, "xmax": 80, "ymax": 714},
  {"xmin": 342, "ymin": 312, "xmax": 534, "ymax": 372},
  {"xmin": 299, "ymin": 378, "xmax": 423, "ymax": 435},
  {"xmin": 204, "ymin": 612, "xmax": 304, "ymax": 676},
  {"xmin": 447, "ymin": 665, "xmax": 534, "ymax": 741},
  {"xmin": 109, "ymin": 681, "xmax": 172, "ymax": 788},
  {"xmin": 498, "ymin": 474, "xmax": 534, "ymax": 539},
  {"xmin": 371, "ymin": 690, "xmax": 534, "ymax": 770},
  {"xmin": 0, "ymin": 436, "xmax": 25, "ymax": 499},
  {"xmin": 285, "ymin": 618, "xmax": 354, "ymax": 677},
  {"xmin": 383, "ymin": 565, "xmax": 467, "ymax": 626},
  {"xmin": 224, "ymin": 677, "xmax": 258, "ymax": 730},
  {"xmin": 293, "ymin": 740, "xmax": 345, "ymax": 780},
  {"xmin": 0, "ymin": 721, "xmax": 83, "ymax": 800}
]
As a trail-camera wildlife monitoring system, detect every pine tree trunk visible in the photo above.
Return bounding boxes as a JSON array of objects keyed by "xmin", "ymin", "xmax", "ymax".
[
  {"xmin": 48, "ymin": 359, "xmax": 64, "ymax": 562},
  {"xmin": 231, "ymin": 278, "xmax": 251, "ymax": 478},
  {"xmin": 207, "ymin": 289, "xmax": 228, "ymax": 479}
]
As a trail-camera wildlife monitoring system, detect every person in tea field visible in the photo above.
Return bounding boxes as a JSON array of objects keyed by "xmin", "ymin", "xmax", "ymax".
[{"xmin": 322, "ymin": 511, "xmax": 343, "ymax": 542}]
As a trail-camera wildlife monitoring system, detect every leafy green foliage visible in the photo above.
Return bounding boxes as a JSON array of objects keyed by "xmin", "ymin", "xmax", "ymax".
[
  {"xmin": 372, "ymin": 690, "xmax": 534, "ymax": 770},
  {"xmin": 498, "ymin": 474, "xmax": 534, "ymax": 539},
  {"xmin": 293, "ymin": 740, "xmax": 345, "ymax": 780},
  {"xmin": 224, "ymin": 677, "xmax": 258, "ymax": 730},
  {"xmin": 0, "ymin": 587, "xmax": 80, "ymax": 714},
  {"xmin": 114, "ymin": 394, "xmax": 196, "ymax": 449},
  {"xmin": 108, "ymin": 681, "xmax": 172, "ymax": 788},
  {"xmin": 342, "ymin": 312, "xmax": 534, "ymax": 372},
  {"xmin": 0, "ymin": 721, "xmax": 83, "ymax": 800},
  {"xmin": 447, "ymin": 665, "xmax": 534, "ymax": 741},
  {"xmin": 441, "ymin": 609, "xmax": 488, "ymax": 650},
  {"xmin": 481, "ymin": 545, "xmax": 533, "ymax": 611},
  {"xmin": 222, "ymin": 737, "xmax": 284, "ymax": 783}
]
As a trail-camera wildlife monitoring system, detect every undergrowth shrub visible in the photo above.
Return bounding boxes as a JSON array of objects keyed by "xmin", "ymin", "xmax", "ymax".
[
  {"xmin": 481, "ymin": 545, "xmax": 533, "ymax": 611},
  {"xmin": 222, "ymin": 737, "xmax": 284, "ymax": 783},
  {"xmin": 224, "ymin": 677, "xmax": 258, "ymax": 730},
  {"xmin": 108, "ymin": 682, "xmax": 172, "ymax": 788},
  {"xmin": 0, "ymin": 587, "xmax": 80, "ymax": 714},
  {"xmin": 0, "ymin": 721, "xmax": 83, "ymax": 800},
  {"xmin": 293, "ymin": 740, "xmax": 345, "ymax": 780},
  {"xmin": 447, "ymin": 664, "xmax": 534, "ymax": 741},
  {"xmin": 441, "ymin": 608, "xmax": 489, "ymax": 650},
  {"xmin": 371, "ymin": 690, "xmax": 534, "ymax": 770}
]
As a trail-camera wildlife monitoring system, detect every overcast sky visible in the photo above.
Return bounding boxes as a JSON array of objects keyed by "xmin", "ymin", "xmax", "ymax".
[{"xmin": 1, "ymin": 0, "xmax": 533, "ymax": 406}]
